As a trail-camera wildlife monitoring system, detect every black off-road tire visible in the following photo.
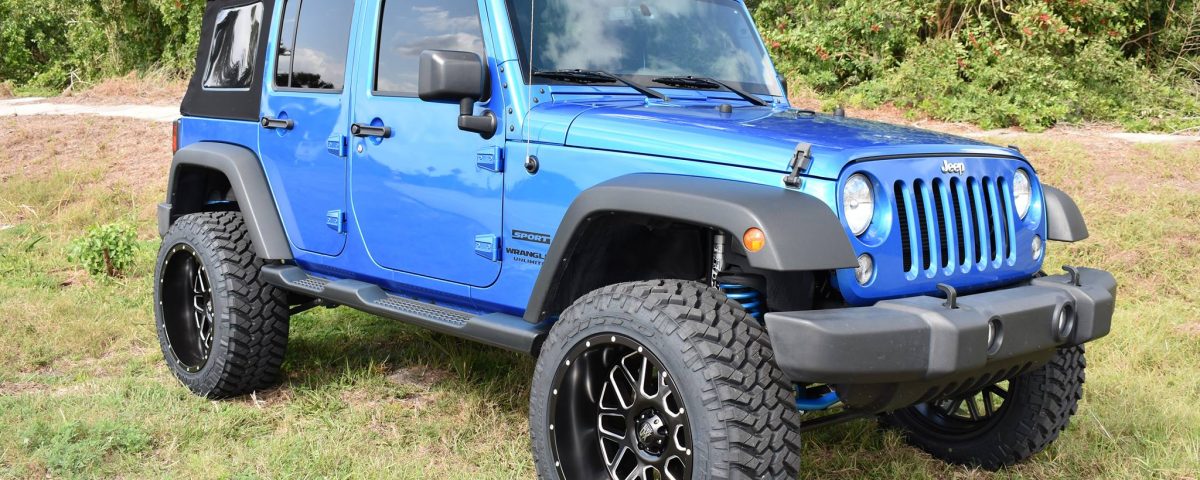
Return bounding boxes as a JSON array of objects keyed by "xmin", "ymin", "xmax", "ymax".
[
  {"xmin": 530, "ymin": 280, "xmax": 802, "ymax": 479},
  {"xmin": 154, "ymin": 212, "xmax": 290, "ymax": 399},
  {"xmin": 882, "ymin": 346, "xmax": 1086, "ymax": 470}
]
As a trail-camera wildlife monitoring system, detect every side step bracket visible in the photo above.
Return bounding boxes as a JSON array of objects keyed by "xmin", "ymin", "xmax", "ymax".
[{"xmin": 261, "ymin": 264, "xmax": 546, "ymax": 354}]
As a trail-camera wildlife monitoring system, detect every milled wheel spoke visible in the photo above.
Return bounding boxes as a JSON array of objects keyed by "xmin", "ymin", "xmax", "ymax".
[
  {"xmin": 598, "ymin": 413, "xmax": 626, "ymax": 441},
  {"xmin": 609, "ymin": 367, "xmax": 636, "ymax": 409},
  {"xmin": 670, "ymin": 424, "xmax": 687, "ymax": 451},
  {"xmin": 982, "ymin": 389, "xmax": 996, "ymax": 416},
  {"xmin": 637, "ymin": 356, "xmax": 655, "ymax": 399},
  {"xmin": 599, "ymin": 381, "xmax": 621, "ymax": 412},
  {"xmin": 989, "ymin": 384, "xmax": 1009, "ymax": 400},
  {"xmin": 965, "ymin": 395, "xmax": 981, "ymax": 420},
  {"xmin": 946, "ymin": 399, "xmax": 964, "ymax": 417}
]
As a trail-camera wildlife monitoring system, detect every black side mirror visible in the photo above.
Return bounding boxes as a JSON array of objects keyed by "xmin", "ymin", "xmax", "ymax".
[
  {"xmin": 777, "ymin": 73, "xmax": 789, "ymax": 98},
  {"xmin": 418, "ymin": 50, "xmax": 496, "ymax": 139}
]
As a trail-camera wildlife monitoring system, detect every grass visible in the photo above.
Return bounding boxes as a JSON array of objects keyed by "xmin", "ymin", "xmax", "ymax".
[{"xmin": 1, "ymin": 114, "xmax": 1199, "ymax": 479}]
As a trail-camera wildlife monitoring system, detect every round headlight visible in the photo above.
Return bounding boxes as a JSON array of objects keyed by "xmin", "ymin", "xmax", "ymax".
[
  {"xmin": 1013, "ymin": 170, "xmax": 1032, "ymax": 219},
  {"xmin": 843, "ymin": 174, "xmax": 874, "ymax": 236}
]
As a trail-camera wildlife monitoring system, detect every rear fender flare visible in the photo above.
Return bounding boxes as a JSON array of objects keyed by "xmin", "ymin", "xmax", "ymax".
[{"xmin": 159, "ymin": 142, "xmax": 292, "ymax": 260}]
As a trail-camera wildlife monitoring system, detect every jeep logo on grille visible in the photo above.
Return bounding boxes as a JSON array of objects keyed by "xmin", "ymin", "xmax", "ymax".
[{"xmin": 941, "ymin": 160, "xmax": 967, "ymax": 175}]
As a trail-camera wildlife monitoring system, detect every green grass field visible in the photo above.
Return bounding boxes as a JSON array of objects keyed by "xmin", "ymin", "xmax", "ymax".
[{"xmin": 1, "ymin": 115, "xmax": 1197, "ymax": 479}]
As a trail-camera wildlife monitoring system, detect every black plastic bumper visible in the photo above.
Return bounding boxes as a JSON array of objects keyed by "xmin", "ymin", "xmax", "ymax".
[{"xmin": 765, "ymin": 267, "xmax": 1116, "ymax": 386}]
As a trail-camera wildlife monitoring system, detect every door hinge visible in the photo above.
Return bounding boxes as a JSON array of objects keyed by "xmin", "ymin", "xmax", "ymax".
[
  {"xmin": 476, "ymin": 146, "xmax": 504, "ymax": 173},
  {"xmin": 326, "ymin": 134, "xmax": 348, "ymax": 157},
  {"xmin": 326, "ymin": 210, "xmax": 347, "ymax": 234},
  {"xmin": 474, "ymin": 234, "xmax": 501, "ymax": 262}
]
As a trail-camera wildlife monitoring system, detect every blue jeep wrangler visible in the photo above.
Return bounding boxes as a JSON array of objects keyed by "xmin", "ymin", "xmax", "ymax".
[{"xmin": 155, "ymin": 0, "xmax": 1117, "ymax": 477}]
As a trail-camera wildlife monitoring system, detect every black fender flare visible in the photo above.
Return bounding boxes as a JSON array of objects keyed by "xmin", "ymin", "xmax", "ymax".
[
  {"xmin": 1043, "ymin": 185, "xmax": 1089, "ymax": 242},
  {"xmin": 158, "ymin": 142, "xmax": 292, "ymax": 260},
  {"xmin": 524, "ymin": 174, "xmax": 858, "ymax": 322}
]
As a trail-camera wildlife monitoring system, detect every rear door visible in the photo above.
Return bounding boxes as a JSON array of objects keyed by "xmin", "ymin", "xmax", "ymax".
[
  {"xmin": 349, "ymin": 0, "xmax": 505, "ymax": 287},
  {"xmin": 258, "ymin": 0, "xmax": 357, "ymax": 256}
]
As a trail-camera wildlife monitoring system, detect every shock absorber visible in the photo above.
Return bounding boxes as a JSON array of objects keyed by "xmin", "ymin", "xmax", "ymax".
[{"xmin": 711, "ymin": 231, "xmax": 767, "ymax": 321}]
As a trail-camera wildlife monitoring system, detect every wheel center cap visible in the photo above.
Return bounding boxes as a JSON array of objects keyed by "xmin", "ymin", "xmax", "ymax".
[{"xmin": 635, "ymin": 410, "xmax": 667, "ymax": 455}]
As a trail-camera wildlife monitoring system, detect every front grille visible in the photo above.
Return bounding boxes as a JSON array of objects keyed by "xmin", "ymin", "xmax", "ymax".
[{"xmin": 894, "ymin": 175, "xmax": 1017, "ymax": 275}]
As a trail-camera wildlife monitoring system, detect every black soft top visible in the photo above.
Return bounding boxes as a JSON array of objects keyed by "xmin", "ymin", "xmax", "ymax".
[{"xmin": 180, "ymin": 0, "xmax": 277, "ymax": 121}]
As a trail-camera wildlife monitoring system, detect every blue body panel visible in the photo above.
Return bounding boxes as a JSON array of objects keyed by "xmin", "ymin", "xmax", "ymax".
[
  {"xmin": 347, "ymin": 0, "xmax": 507, "ymax": 288},
  {"xmin": 177, "ymin": 0, "xmax": 1048, "ymax": 319}
]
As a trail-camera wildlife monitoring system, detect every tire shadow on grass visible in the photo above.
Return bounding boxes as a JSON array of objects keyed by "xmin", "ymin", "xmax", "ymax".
[{"xmin": 275, "ymin": 307, "xmax": 534, "ymax": 413}]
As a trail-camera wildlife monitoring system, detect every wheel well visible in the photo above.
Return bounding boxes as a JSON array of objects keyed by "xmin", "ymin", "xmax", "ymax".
[
  {"xmin": 536, "ymin": 213, "xmax": 845, "ymax": 322},
  {"xmin": 168, "ymin": 165, "xmax": 239, "ymax": 223},
  {"xmin": 540, "ymin": 213, "xmax": 710, "ymax": 318}
]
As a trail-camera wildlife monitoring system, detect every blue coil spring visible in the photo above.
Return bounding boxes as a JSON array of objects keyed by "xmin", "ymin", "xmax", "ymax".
[{"xmin": 719, "ymin": 283, "xmax": 764, "ymax": 321}]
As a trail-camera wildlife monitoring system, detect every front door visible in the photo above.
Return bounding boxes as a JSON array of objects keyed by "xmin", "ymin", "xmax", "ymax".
[
  {"xmin": 258, "ymin": 0, "xmax": 357, "ymax": 256},
  {"xmin": 350, "ymin": 0, "xmax": 503, "ymax": 287}
]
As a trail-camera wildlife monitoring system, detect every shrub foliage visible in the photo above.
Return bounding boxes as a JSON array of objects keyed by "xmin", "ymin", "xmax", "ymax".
[
  {"xmin": 756, "ymin": 0, "xmax": 1200, "ymax": 131},
  {"xmin": 0, "ymin": 0, "xmax": 202, "ymax": 90},
  {"xmin": 1, "ymin": 0, "xmax": 1199, "ymax": 130},
  {"xmin": 67, "ymin": 223, "xmax": 139, "ymax": 279}
]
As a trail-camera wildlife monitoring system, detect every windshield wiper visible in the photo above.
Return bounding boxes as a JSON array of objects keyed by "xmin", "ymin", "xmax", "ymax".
[
  {"xmin": 532, "ymin": 69, "xmax": 670, "ymax": 101},
  {"xmin": 652, "ymin": 76, "xmax": 770, "ymax": 107}
]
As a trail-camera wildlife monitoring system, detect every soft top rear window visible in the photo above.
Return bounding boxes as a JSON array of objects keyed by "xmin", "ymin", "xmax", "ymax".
[{"xmin": 203, "ymin": 3, "xmax": 265, "ymax": 89}]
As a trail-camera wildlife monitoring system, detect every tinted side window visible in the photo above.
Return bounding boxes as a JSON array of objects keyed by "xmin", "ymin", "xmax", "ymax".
[
  {"xmin": 275, "ymin": 0, "xmax": 355, "ymax": 90},
  {"xmin": 204, "ymin": 3, "xmax": 264, "ymax": 89},
  {"xmin": 375, "ymin": 0, "xmax": 486, "ymax": 94}
]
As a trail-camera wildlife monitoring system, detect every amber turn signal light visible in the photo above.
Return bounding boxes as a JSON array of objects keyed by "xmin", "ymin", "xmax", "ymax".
[{"xmin": 742, "ymin": 228, "xmax": 766, "ymax": 252}]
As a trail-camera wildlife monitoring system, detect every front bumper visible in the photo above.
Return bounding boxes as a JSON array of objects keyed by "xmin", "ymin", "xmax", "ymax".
[{"xmin": 766, "ymin": 267, "xmax": 1115, "ymax": 391}]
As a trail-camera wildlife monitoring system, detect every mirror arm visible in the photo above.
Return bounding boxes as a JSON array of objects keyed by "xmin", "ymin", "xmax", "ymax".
[{"xmin": 457, "ymin": 97, "xmax": 496, "ymax": 139}]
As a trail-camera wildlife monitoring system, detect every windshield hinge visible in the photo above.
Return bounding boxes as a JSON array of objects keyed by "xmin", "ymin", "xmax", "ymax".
[{"xmin": 783, "ymin": 142, "xmax": 813, "ymax": 188}]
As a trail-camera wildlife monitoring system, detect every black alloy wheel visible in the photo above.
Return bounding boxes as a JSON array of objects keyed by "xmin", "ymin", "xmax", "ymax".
[
  {"xmin": 882, "ymin": 346, "xmax": 1086, "ymax": 470},
  {"xmin": 549, "ymin": 334, "xmax": 692, "ymax": 480},
  {"xmin": 160, "ymin": 244, "xmax": 215, "ymax": 373},
  {"xmin": 906, "ymin": 381, "xmax": 1012, "ymax": 438}
]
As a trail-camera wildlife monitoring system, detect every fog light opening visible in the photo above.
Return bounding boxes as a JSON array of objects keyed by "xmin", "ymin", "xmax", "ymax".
[
  {"xmin": 1032, "ymin": 235, "xmax": 1044, "ymax": 260},
  {"xmin": 986, "ymin": 318, "xmax": 1004, "ymax": 357},
  {"xmin": 1054, "ymin": 303, "xmax": 1077, "ymax": 342},
  {"xmin": 855, "ymin": 254, "xmax": 875, "ymax": 286}
]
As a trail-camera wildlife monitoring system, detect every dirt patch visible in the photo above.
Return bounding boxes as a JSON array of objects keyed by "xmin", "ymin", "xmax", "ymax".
[
  {"xmin": 0, "ymin": 381, "xmax": 46, "ymax": 396},
  {"xmin": 0, "ymin": 81, "xmax": 13, "ymax": 99},
  {"xmin": 1175, "ymin": 322, "xmax": 1200, "ymax": 338},
  {"xmin": 54, "ymin": 72, "xmax": 185, "ymax": 106},
  {"xmin": 0, "ymin": 115, "xmax": 170, "ymax": 192},
  {"xmin": 240, "ymin": 387, "xmax": 295, "ymax": 408},
  {"xmin": 385, "ymin": 365, "xmax": 453, "ymax": 389}
]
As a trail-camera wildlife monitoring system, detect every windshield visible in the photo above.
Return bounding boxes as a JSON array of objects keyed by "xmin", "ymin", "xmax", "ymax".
[{"xmin": 506, "ymin": 0, "xmax": 783, "ymax": 96}]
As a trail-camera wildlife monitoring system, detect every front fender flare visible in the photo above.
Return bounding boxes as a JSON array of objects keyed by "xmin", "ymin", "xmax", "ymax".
[
  {"xmin": 1043, "ymin": 185, "xmax": 1089, "ymax": 242},
  {"xmin": 159, "ymin": 142, "xmax": 292, "ymax": 260},
  {"xmin": 524, "ymin": 174, "xmax": 858, "ymax": 322}
]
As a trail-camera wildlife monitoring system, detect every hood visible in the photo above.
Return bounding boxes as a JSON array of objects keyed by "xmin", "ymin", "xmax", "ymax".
[{"xmin": 526, "ymin": 99, "xmax": 1021, "ymax": 179}]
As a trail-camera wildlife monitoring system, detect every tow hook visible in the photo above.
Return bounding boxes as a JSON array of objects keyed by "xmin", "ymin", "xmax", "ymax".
[
  {"xmin": 1062, "ymin": 265, "xmax": 1082, "ymax": 286},
  {"xmin": 937, "ymin": 283, "xmax": 959, "ymax": 310}
]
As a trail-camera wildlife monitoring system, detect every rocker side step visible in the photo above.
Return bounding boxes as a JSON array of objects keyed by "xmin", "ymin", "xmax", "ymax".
[{"xmin": 261, "ymin": 264, "xmax": 545, "ymax": 354}]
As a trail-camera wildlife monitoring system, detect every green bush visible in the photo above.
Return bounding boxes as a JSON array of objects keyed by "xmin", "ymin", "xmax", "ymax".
[
  {"xmin": 757, "ymin": 0, "xmax": 1200, "ymax": 131},
  {"xmin": 67, "ymin": 223, "xmax": 139, "ymax": 279},
  {"xmin": 0, "ymin": 0, "xmax": 203, "ymax": 89}
]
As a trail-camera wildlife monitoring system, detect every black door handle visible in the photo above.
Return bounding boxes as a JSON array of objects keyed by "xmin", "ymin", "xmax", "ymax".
[
  {"xmin": 260, "ymin": 116, "xmax": 294, "ymax": 130},
  {"xmin": 351, "ymin": 123, "xmax": 392, "ymax": 139}
]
